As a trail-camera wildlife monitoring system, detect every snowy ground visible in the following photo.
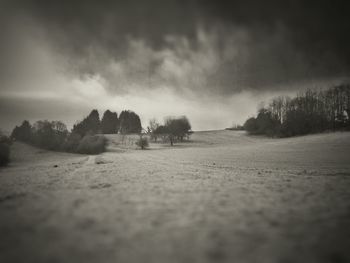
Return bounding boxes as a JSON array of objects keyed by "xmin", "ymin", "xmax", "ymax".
[{"xmin": 1, "ymin": 131, "xmax": 350, "ymax": 263}]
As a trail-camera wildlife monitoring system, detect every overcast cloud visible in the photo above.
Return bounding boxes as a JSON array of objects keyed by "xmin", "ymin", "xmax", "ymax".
[{"xmin": 0, "ymin": 0, "xmax": 349, "ymax": 131}]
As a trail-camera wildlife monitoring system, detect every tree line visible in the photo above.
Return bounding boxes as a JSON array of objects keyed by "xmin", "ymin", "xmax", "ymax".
[
  {"xmin": 72, "ymin": 109, "xmax": 141, "ymax": 136},
  {"xmin": 9, "ymin": 108, "xmax": 192, "ymax": 156},
  {"xmin": 11, "ymin": 109, "xmax": 142, "ymax": 154},
  {"xmin": 244, "ymin": 84, "xmax": 350, "ymax": 137}
]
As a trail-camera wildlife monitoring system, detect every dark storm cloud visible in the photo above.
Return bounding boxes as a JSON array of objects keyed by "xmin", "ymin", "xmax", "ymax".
[
  {"xmin": 1, "ymin": 0, "xmax": 350, "ymax": 95},
  {"xmin": 1, "ymin": 0, "xmax": 200, "ymax": 56},
  {"xmin": 204, "ymin": 0, "xmax": 350, "ymax": 59}
]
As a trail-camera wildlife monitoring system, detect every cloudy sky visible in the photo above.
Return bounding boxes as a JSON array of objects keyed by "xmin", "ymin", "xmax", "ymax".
[{"xmin": 1, "ymin": 0, "xmax": 350, "ymax": 131}]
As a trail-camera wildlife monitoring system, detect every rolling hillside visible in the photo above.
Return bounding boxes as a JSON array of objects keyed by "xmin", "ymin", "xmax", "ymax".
[{"xmin": 1, "ymin": 131, "xmax": 350, "ymax": 263}]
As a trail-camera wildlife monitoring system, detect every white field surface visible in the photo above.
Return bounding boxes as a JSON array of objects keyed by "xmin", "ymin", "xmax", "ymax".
[{"xmin": 1, "ymin": 130, "xmax": 350, "ymax": 263}]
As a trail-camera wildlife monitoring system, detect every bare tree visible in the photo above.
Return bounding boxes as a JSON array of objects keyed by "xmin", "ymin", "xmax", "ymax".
[{"xmin": 149, "ymin": 118, "xmax": 160, "ymax": 142}]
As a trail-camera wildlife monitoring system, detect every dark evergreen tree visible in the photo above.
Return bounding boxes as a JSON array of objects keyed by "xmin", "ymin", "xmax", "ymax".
[
  {"xmin": 101, "ymin": 110, "xmax": 119, "ymax": 134},
  {"xmin": 72, "ymin": 109, "xmax": 101, "ymax": 136},
  {"xmin": 119, "ymin": 110, "xmax": 142, "ymax": 134},
  {"xmin": 86, "ymin": 109, "xmax": 100, "ymax": 134}
]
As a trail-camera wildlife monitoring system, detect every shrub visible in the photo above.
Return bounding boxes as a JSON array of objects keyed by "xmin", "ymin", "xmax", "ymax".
[
  {"xmin": 136, "ymin": 137, "xmax": 149, "ymax": 149},
  {"xmin": 0, "ymin": 143, "xmax": 10, "ymax": 166},
  {"xmin": 76, "ymin": 135, "xmax": 107, "ymax": 154},
  {"xmin": 11, "ymin": 120, "xmax": 32, "ymax": 142},
  {"xmin": 62, "ymin": 132, "xmax": 82, "ymax": 152},
  {"xmin": 0, "ymin": 134, "xmax": 12, "ymax": 145},
  {"xmin": 243, "ymin": 117, "xmax": 258, "ymax": 134},
  {"xmin": 0, "ymin": 134, "xmax": 11, "ymax": 167}
]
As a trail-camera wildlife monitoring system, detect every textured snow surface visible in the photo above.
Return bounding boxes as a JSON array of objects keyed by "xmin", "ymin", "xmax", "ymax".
[{"xmin": 1, "ymin": 131, "xmax": 350, "ymax": 263}]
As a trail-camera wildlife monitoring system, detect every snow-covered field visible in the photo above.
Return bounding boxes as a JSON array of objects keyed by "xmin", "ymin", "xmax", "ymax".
[{"xmin": 1, "ymin": 131, "xmax": 350, "ymax": 263}]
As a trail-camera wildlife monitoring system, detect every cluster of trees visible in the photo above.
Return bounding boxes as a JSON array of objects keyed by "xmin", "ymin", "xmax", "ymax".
[
  {"xmin": 147, "ymin": 116, "xmax": 192, "ymax": 146},
  {"xmin": 71, "ymin": 109, "xmax": 141, "ymax": 136},
  {"xmin": 10, "ymin": 109, "xmax": 143, "ymax": 154},
  {"xmin": 0, "ymin": 132, "xmax": 11, "ymax": 166},
  {"xmin": 12, "ymin": 120, "xmax": 68, "ymax": 151},
  {"xmin": 11, "ymin": 119, "xmax": 107, "ymax": 154},
  {"xmin": 10, "ymin": 108, "xmax": 192, "ymax": 153},
  {"xmin": 244, "ymin": 84, "xmax": 350, "ymax": 137}
]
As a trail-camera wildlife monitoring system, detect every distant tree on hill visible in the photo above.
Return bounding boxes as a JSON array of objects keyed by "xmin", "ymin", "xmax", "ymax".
[
  {"xmin": 164, "ymin": 116, "xmax": 192, "ymax": 146},
  {"xmin": 72, "ymin": 109, "xmax": 101, "ymax": 136},
  {"xmin": 151, "ymin": 116, "xmax": 192, "ymax": 146},
  {"xmin": 101, "ymin": 110, "xmax": 119, "ymax": 134},
  {"xmin": 119, "ymin": 110, "xmax": 142, "ymax": 134}
]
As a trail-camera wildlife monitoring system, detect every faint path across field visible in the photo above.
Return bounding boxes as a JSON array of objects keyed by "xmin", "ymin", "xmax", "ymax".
[{"xmin": 1, "ymin": 131, "xmax": 350, "ymax": 263}]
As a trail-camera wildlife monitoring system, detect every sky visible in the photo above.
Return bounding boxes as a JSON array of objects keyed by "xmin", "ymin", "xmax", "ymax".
[{"xmin": 1, "ymin": 0, "xmax": 350, "ymax": 132}]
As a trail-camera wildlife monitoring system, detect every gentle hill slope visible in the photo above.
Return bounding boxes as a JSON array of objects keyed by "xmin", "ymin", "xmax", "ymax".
[{"xmin": 1, "ymin": 131, "xmax": 350, "ymax": 263}]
